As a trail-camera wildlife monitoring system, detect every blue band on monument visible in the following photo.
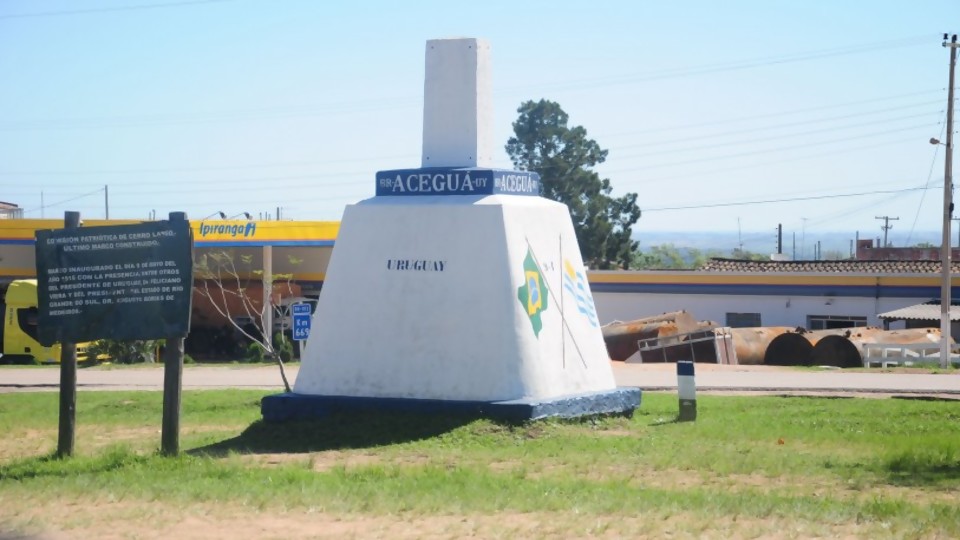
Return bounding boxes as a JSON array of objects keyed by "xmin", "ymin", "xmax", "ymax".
[
  {"xmin": 375, "ymin": 167, "xmax": 541, "ymax": 196},
  {"xmin": 677, "ymin": 361, "xmax": 695, "ymax": 377}
]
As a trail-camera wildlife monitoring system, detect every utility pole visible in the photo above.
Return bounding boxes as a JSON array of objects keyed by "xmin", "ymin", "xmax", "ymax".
[
  {"xmin": 875, "ymin": 215, "xmax": 899, "ymax": 247},
  {"xmin": 801, "ymin": 218, "xmax": 808, "ymax": 259},
  {"xmin": 736, "ymin": 217, "xmax": 743, "ymax": 255},
  {"xmin": 939, "ymin": 33, "xmax": 957, "ymax": 369},
  {"xmin": 104, "ymin": 185, "xmax": 109, "ymax": 219},
  {"xmin": 776, "ymin": 223, "xmax": 783, "ymax": 255}
]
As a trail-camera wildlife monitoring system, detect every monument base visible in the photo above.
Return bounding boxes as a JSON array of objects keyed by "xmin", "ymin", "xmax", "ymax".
[{"xmin": 261, "ymin": 388, "xmax": 641, "ymax": 423}]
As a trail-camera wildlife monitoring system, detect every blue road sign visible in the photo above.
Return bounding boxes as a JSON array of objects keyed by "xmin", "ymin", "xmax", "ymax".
[
  {"xmin": 375, "ymin": 167, "xmax": 541, "ymax": 197},
  {"xmin": 291, "ymin": 303, "xmax": 312, "ymax": 340}
]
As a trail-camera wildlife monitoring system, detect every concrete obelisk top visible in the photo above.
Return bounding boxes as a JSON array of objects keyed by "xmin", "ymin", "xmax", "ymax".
[
  {"xmin": 377, "ymin": 38, "xmax": 538, "ymax": 197},
  {"xmin": 421, "ymin": 38, "xmax": 493, "ymax": 168}
]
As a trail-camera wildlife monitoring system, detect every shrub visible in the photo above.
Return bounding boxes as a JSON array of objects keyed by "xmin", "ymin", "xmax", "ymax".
[
  {"xmin": 274, "ymin": 333, "xmax": 294, "ymax": 363},
  {"xmin": 88, "ymin": 339, "xmax": 161, "ymax": 364},
  {"xmin": 244, "ymin": 341, "xmax": 265, "ymax": 363}
]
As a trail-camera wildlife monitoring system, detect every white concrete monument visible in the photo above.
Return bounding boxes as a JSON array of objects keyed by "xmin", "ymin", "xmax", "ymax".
[{"xmin": 263, "ymin": 38, "xmax": 639, "ymax": 421}]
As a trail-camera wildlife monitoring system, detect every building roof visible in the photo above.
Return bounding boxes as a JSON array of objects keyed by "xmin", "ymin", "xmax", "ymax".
[
  {"xmin": 698, "ymin": 258, "xmax": 960, "ymax": 274},
  {"xmin": 878, "ymin": 300, "xmax": 960, "ymax": 322}
]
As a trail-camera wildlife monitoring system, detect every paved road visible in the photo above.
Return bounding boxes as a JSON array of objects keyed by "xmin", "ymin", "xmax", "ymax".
[
  {"xmin": 610, "ymin": 363, "xmax": 960, "ymax": 396},
  {"xmin": 2, "ymin": 363, "xmax": 959, "ymax": 396}
]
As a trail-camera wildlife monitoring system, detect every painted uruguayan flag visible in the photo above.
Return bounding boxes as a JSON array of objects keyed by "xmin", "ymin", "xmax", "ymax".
[{"xmin": 562, "ymin": 260, "xmax": 599, "ymax": 327}]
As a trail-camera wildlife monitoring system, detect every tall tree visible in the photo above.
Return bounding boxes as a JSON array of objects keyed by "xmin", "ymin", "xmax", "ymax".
[{"xmin": 506, "ymin": 99, "xmax": 641, "ymax": 269}]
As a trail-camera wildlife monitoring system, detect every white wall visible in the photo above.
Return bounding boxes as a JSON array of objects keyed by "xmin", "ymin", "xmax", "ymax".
[{"xmin": 593, "ymin": 291, "xmax": 927, "ymax": 329}]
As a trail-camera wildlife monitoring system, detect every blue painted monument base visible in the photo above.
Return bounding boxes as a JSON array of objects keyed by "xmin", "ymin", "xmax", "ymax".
[{"xmin": 261, "ymin": 388, "xmax": 641, "ymax": 423}]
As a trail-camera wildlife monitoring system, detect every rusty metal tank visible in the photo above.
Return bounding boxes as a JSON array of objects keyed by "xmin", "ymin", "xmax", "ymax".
[
  {"xmin": 762, "ymin": 327, "xmax": 875, "ymax": 366},
  {"xmin": 763, "ymin": 331, "xmax": 815, "ymax": 366},
  {"xmin": 601, "ymin": 310, "xmax": 698, "ymax": 361},
  {"xmin": 728, "ymin": 327, "xmax": 798, "ymax": 365},
  {"xmin": 810, "ymin": 327, "xmax": 944, "ymax": 367},
  {"xmin": 850, "ymin": 327, "xmax": 940, "ymax": 346},
  {"xmin": 803, "ymin": 327, "xmax": 874, "ymax": 345},
  {"xmin": 809, "ymin": 335, "xmax": 861, "ymax": 368}
]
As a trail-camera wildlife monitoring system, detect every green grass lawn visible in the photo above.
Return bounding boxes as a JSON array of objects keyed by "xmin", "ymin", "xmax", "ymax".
[{"xmin": 0, "ymin": 390, "xmax": 957, "ymax": 538}]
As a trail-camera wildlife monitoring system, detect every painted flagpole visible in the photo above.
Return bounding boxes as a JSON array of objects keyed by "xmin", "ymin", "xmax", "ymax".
[{"xmin": 677, "ymin": 361, "xmax": 697, "ymax": 421}]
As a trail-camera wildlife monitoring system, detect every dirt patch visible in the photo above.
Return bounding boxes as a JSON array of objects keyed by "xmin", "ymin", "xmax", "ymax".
[
  {"xmin": 622, "ymin": 468, "xmax": 960, "ymax": 505},
  {"xmin": 309, "ymin": 451, "xmax": 385, "ymax": 473},
  {"xmin": 0, "ymin": 501, "xmax": 912, "ymax": 540},
  {"xmin": 232, "ymin": 450, "xmax": 959, "ymax": 508},
  {"xmin": 240, "ymin": 450, "xmax": 438, "ymax": 473},
  {"xmin": 0, "ymin": 424, "xmax": 248, "ymax": 465},
  {"xmin": 0, "ymin": 430, "xmax": 56, "ymax": 463}
]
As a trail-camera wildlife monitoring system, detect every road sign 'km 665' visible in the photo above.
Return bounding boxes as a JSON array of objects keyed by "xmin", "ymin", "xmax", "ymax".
[{"xmin": 292, "ymin": 303, "xmax": 312, "ymax": 341}]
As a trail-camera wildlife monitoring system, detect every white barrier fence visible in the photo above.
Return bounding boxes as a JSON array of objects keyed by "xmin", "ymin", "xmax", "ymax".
[{"xmin": 860, "ymin": 343, "xmax": 960, "ymax": 368}]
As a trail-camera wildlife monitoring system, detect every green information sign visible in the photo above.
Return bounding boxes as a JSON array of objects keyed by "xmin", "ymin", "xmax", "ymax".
[{"xmin": 35, "ymin": 219, "xmax": 194, "ymax": 345}]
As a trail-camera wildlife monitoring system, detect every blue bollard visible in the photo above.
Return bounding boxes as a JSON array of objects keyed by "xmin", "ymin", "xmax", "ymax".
[{"xmin": 677, "ymin": 360, "xmax": 697, "ymax": 422}]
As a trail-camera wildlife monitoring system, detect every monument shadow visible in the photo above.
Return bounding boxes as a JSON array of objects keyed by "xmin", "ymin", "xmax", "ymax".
[{"xmin": 190, "ymin": 409, "xmax": 483, "ymax": 456}]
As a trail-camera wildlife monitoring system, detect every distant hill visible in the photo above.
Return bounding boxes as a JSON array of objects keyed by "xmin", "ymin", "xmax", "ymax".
[{"xmin": 633, "ymin": 230, "xmax": 944, "ymax": 260}]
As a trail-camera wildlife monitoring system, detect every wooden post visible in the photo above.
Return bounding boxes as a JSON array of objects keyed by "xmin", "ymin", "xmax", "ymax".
[
  {"xmin": 161, "ymin": 211, "xmax": 187, "ymax": 456},
  {"xmin": 57, "ymin": 211, "xmax": 81, "ymax": 458},
  {"xmin": 161, "ymin": 334, "xmax": 184, "ymax": 456}
]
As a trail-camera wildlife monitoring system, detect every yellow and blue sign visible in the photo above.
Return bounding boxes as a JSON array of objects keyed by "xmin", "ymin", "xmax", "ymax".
[
  {"xmin": 0, "ymin": 219, "xmax": 338, "ymax": 248},
  {"xmin": 193, "ymin": 220, "xmax": 338, "ymax": 247}
]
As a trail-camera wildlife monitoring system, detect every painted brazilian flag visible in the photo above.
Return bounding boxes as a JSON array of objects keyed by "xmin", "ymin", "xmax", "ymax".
[{"xmin": 517, "ymin": 248, "xmax": 548, "ymax": 337}]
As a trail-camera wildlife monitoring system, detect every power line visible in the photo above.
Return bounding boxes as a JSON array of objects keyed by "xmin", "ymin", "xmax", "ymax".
[
  {"xmin": 643, "ymin": 184, "xmax": 935, "ymax": 212},
  {"xmin": 0, "ymin": 154, "xmax": 417, "ymax": 177},
  {"xmin": 8, "ymin": 169, "xmax": 928, "ymax": 202},
  {"xmin": 4, "ymin": 176, "xmax": 367, "ymax": 199},
  {"xmin": 607, "ymin": 100, "xmax": 942, "ymax": 152},
  {"xmin": 596, "ymin": 89, "xmax": 946, "ymax": 140},
  {"xmin": 610, "ymin": 123, "xmax": 937, "ymax": 174},
  {"xmin": 608, "ymin": 135, "xmax": 922, "ymax": 186},
  {"xmin": 0, "ymin": 99, "xmax": 939, "ymax": 177},
  {"xmin": 499, "ymin": 34, "xmax": 935, "ymax": 95},
  {"xmin": 23, "ymin": 187, "xmax": 105, "ymax": 213},
  {"xmin": 27, "ymin": 182, "xmax": 939, "ymax": 220},
  {"xmin": 6, "ymin": 132, "xmax": 936, "ymax": 197},
  {"xmin": 0, "ymin": 98, "xmax": 421, "ymax": 131},
  {"xmin": 0, "ymin": 46, "xmax": 942, "ymax": 131},
  {"xmin": 800, "ymin": 189, "xmax": 913, "ymax": 230},
  {"xmin": 16, "ymin": 176, "xmax": 367, "ymax": 197},
  {"xmin": 6, "ymin": 159, "xmax": 931, "ymax": 201},
  {"xmin": 0, "ymin": 0, "xmax": 233, "ymax": 20},
  {"xmin": 906, "ymin": 113, "xmax": 949, "ymax": 243},
  {"xmin": 611, "ymin": 110, "xmax": 941, "ymax": 160}
]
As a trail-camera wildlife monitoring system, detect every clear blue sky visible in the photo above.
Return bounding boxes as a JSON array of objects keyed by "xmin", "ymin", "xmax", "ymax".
[{"xmin": 0, "ymin": 0, "xmax": 956, "ymax": 253}]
